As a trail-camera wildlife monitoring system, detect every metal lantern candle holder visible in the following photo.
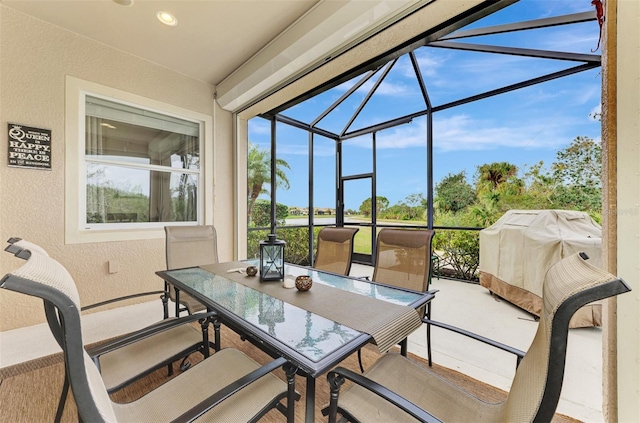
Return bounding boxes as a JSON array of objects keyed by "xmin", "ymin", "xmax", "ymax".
[{"xmin": 259, "ymin": 234, "xmax": 286, "ymax": 281}]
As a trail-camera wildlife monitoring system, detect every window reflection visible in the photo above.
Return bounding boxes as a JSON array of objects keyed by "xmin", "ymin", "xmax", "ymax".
[{"xmin": 86, "ymin": 164, "xmax": 197, "ymax": 223}]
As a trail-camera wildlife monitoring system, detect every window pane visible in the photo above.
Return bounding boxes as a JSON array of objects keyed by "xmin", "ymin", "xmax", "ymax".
[
  {"xmin": 247, "ymin": 139, "xmax": 273, "ymax": 228},
  {"xmin": 276, "ymin": 123, "xmax": 307, "ymax": 227},
  {"xmin": 343, "ymin": 178, "xmax": 372, "ymax": 255},
  {"xmin": 376, "ymin": 118, "xmax": 427, "ymax": 222},
  {"xmin": 313, "ymin": 135, "xmax": 336, "ymax": 226},
  {"xmin": 342, "ymin": 135, "xmax": 372, "ymax": 176},
  {"xmin": 348, "ymin": 55, "xmax": 427, "ymax": 133},
  {"xmin": 86, "ymin": 116, "xmax": 199, "ymax": 170},
  {"xmin": 86, "ymin": 163, "xmax": 197, "ymax": 224}
]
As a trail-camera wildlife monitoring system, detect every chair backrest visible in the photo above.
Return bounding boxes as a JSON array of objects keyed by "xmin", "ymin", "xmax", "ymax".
[
  {"xmin": 372, "ymin": 228, "xmax": 435, "ymax": 293},
  {"xmin": 5, "ymin": 238, "xmax": 50, "ymax": 257},
  {"xmin": 165, "ymin": 225, "xmax": 219, "ymax": 270},
  {"xmin": 1, "ymin": 243, "xmax": 118, "ymax": 422},
  {"xmin": 314, "ymin": 227, "xmax": 359, "ymax": 275},
  {"xmin": 500, "ymin": 252, "xmax": 630, "ymax": 422}
]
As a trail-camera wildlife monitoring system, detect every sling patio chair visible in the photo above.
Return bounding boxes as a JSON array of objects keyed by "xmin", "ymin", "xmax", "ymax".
[
  {"xmin": 357, "ymin": 228, "xmax": 436, "ymax": 371},
  {"xmin": 324, "ymin": 252, "xmax": 631, "ymax": 423},
  {"xmin": 1, "ymin": 241, "xmax": 298, "ymax": 423},
  {"xmin": 314, "ymin": 226, "xmax": 359, "ymax": 276},
  {"xmin": 4, "ymin": 238, "xmax": 216, "ymax": 421},
  {"xmin": 164, "ymin": 225, "xmax": 219, "ymax": 318}
]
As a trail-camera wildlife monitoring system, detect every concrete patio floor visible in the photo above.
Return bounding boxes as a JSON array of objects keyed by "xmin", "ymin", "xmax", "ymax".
[{"xmin": 1, "ymin": 264, "xmax": 603, "ymax": 422}]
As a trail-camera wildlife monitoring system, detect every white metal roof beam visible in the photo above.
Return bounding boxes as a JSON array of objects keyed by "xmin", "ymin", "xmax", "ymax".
[
  {"xmin": 237, "ymin": 0, "xmax": 515, "ymax": 119},
  {"xmin": 216, "ymin": 0, "xmax": 434, "ymax": 112}
]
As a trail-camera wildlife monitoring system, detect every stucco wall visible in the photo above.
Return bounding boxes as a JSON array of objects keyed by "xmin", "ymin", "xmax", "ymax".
[
  {"xmin": 0, "ymin": 6, "xmax": 233, "ymax": 330},
  {"xmin": 615, "ymin": 0, "xmax": 640, "ymax": 420}
]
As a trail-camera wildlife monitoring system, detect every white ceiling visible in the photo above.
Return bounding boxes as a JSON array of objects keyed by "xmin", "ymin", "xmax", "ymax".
[
  {"xmin": 0, "ymin": 0, "xmax": 318, "ymax": 85},
  {"xmin": 0, "ymin": 0, "xmax": 434, "ymax": 111}
]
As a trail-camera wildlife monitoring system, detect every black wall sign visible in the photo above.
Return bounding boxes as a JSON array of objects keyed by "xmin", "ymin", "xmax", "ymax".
[{"xmin": 7, "ymin": 123, "xmax": 51, "ymax": 170}]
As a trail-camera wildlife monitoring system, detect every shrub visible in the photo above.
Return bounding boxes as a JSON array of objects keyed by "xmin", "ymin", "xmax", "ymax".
[
  {"xmin": 247, "ymin": 227, "xmax": 322, "ymax": 266},
  {"xmin": 433, "ymin": 211, "xmax": 481, "ymax": 281},
  {"xmin": 249, "ymin": 200, "xmax": 288, "ymax": 227}
]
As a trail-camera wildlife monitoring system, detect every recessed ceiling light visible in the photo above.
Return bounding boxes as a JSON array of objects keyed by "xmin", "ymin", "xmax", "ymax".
[
  {"xmin": 112, "ymin": 0, "xmax": 133, "ymax": 6},
  {"xmin": 156, "ymin": 11, "xmax": 178, "ymax": 27}
]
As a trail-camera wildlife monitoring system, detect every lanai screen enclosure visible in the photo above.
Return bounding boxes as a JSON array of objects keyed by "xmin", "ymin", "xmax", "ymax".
[{"xmin": 247, "ymin": 0, "xmax": 602, "ymax": 273}]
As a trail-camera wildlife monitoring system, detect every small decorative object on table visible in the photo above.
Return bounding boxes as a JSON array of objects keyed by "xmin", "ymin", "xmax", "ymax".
[
  {"xmin": 295, "ymin": 275, "xmax": 312, "ymax": 291},
  {"xmin": 259, "ymin": 234, "xmax": 286, "ymax": 282},
  {"xmin": 283, "ymin": 276, "xmax": 296, "ymax": 289},
  {"xmin": 245, "ymin": 265, "xmax": 258, "ymax": 276}
]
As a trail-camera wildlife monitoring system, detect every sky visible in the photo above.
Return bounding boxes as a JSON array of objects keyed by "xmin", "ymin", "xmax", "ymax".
[{"xmin": 248, "ymin": 0, "xmax": 603, "ymax": 211}]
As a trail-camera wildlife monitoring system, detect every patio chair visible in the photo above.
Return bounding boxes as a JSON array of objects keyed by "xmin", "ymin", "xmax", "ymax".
[
  {"xmin": 357, "ymin": 228, "xmax": 436, "ymax": 371},
  {"xmin": 324, "ymin": 252, "xmax": 631, "ymax": 423},
  {"xmin": 164, "ymin": 225, "xmax": 219, "ymax": 318},
  {"xmin": 314, "ymin": 226, "xmax": 359, "ymax": 275},
  {"xmin": 1, "ymin": 242, "xmax": 298, "ymax": 423},
  {"xmin": 4, "ymin": 238, "xmax": 215, "ymax": 420}
]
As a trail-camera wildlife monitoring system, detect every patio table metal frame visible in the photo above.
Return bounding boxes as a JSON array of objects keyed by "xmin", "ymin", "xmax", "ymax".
[{"xmin": 156, "ymin": 261, "xmax": 435, "ymax": 422}]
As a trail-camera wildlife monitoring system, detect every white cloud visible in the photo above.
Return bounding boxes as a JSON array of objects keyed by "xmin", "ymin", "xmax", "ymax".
[
  {"xmin": 572, "ymin": 83, "xmax": 600, "ymax": 105},
  {"xmin": 333, "ymin": 67, "xmax": 419, "ymax": 99},
  {"xmin": 313, "ymin": 143, "xmax": 336, "ymax": 157},
  {"xmin": 349, "ymin": 77, "xmax": 413, "ymax": 98},
  {"xmin": 351, "ymin": 113, "xmax": 581, "ymax": 152},
  {"xmin": 541, "ymin": 29, "xmax": 600, "ymax": 52},
  {"xmin": 536, "ymin": 0, "xmax": 591, "ymax": 18},
  {"xmin": 438, "ymin": 113, "xmax": 589, "ymax": 151},
  {"xmin": 276, "ymin": 144, "xmax": 309, "ymax": 156},
  {"xmin": 248, "ymin": 119, "xmax": 270, "ymax": 135},
  {"xmin": 397, "ymin": 50, "xmax": 445, "ymax": 78}
]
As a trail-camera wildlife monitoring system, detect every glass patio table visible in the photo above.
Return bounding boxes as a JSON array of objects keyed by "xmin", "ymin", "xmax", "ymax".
[{"xmin": 156, "ymin": 260, "xmax": 434, "ymax": 422}]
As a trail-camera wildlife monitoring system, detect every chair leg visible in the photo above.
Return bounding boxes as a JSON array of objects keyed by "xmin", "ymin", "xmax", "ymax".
[
  {"xmin": 199, "ymin": 316, "xmax": 211, "ymax": 358},
  {"xmin": 54, "ymin": 375, "xmax": 70, "ymax": 423},
  {"xmin": 400, "ymin": 338, "xmax": 408, "ymax": 356},
  {"xmin": 284, "ymin": 362, "xmax": 298, "ymax": 423},
  {"xmin": 162, "ymin": 282, "xmax": 170, "ymax": 319},
  {"xmin": 427, "ymin": 302, "xmax": 432, "ymax": 366},
  {"xmin": 174, "ymin": 287, "xmax": 182, "ymax": 317},
  {"xmin": 327, "ymin": 372, "xmax": 346, "ymax": 423},
  {"xmin": 430, "ymin": 255, "xmax": 440, "ymax": 281},
  {"xmin": 213, "ymin": 318, "xmax": 221, "ymax": 352},
  {"xmin": 357, "ymin": 349, "xmax": 365, "ymax": 373}
]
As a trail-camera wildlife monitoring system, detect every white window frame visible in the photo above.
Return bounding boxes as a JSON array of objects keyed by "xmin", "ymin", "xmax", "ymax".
[{"xmin": 65, "ymin": 76, "xmax": 213, "ymax": 244}]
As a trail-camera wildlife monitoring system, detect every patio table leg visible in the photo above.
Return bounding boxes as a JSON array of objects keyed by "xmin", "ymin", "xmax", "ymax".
[{"xmin": 305, "ymin": 375, "xmax": 316, "ymax": 422}]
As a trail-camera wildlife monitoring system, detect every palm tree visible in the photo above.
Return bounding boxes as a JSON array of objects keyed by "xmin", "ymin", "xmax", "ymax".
[
  {"xmin": 247, "ymin": 142, "xmax": 291, "ymax": 218},
  {"xmin": 477, "ymin": 162, "xmax": 518, "ymax": 193},
  {"xmin": 477, "ymin": 162, "xmax": 518, "ymax": 190}
]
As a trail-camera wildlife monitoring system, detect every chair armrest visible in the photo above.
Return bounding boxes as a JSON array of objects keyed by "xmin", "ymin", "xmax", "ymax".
[
  {"xmin": 422, "ymin": 318, "xmax": 525, "ymax": 361},
  {"xmin": 171, "ymin": 356, "xmax": 290, "ymax": 423},
  {"xmin": 87, "ymin": 311, "xmax": 217, "ymax": 358},
  {"xmin": 351, "ymin": 275, "xmax": 370, "ymax": 281},
  {"xmin": 81, "ymin": 291, "xmax": 165, "ymax": 311},
  {"xmin": 327, "ymin": 367, "xmax": 443, "ymax": 423}
]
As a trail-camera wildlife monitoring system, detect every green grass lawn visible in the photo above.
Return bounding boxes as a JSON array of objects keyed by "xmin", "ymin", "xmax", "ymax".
[{"xmin": 353, "ymin": 226, "xmax": 373, "ymax": 254}]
